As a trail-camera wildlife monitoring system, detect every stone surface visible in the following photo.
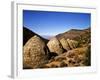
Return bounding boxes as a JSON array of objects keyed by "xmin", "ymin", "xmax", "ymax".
[
  {"xmin": 47, "ymin": 37, "xmax": 64, "ymax": 55},
  {"xmin": 60, "ymin": 38, "xmax": 78, "ymax": 51},
  {"xmin": 67, "ymin": 39, "xmax": 79, "ymax": 49},
  {"xmin": 23, "ymin": 35, "xmax": 49, "ymax": 69}
]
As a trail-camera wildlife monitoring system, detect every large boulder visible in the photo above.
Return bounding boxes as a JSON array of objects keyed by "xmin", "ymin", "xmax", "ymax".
[
  {"xmin": 60, "ymin": 38, "xmax": 78, "ymax": 51},
  {"xmin": 60, "ymin": 38, "xmax": 70, "ymax": 51},
  {"xmin": 47, "ymin": 37, "xmax": 64, "ymax": 55},
  {"xmin": 23, "ymin": 35, "xmax": 49, "ymax": 69},
  {"xmin": 42, "ymin": 46, "xmax": 90, "ymax": 68}
]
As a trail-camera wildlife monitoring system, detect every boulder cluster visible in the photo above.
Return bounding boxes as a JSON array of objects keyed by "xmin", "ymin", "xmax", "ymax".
[{"xmin": 23, "ymin": 27, "xmax": 91, "ymax": 69}]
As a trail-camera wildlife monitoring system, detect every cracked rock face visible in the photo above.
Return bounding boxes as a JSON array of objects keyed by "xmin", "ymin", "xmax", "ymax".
[
  {"xmin": 23, "ymin": 35, "xmax": 49, "ymax": 69},
  {"xmin": 60, "ymin": 38, "xmax": 78, "ymax": 51},
  {"xmin": 47, "ymin": 37, "xmax": 64, "ymax": 55}
]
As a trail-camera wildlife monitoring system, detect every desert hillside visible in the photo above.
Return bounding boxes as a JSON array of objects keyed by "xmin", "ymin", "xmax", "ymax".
[
  {"xmin": 23, "ymin": 27, "xmax": 91, "ymax": 69},
  {"xmin": 56, "ymin": 28, "xmax": 90, "ymax": 46}
]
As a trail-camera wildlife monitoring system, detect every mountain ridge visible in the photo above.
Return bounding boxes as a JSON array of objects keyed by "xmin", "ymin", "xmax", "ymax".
[
  {"xmin": 56, "ymin": 27, "xmax": 90, "ymax": 45},
  {"xmin": 23, "ymin": 27, "xmax": 49, "ymax": 45}
]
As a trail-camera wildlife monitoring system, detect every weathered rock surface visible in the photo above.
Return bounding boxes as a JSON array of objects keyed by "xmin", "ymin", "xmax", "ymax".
[
  {"xmin": 23, "ymin": 35, "xmax": 49, "ymax": 69},
  {"xmin": 60, "ymin": 38, "xmax": 78, "ymax": 51},
  {"xmin": 47, "ymin": 37, "xmax": 64, "ymax": 55},
  {"xmin": 42, "ymin": 46, "xmax": 90, "ymax": 68}
]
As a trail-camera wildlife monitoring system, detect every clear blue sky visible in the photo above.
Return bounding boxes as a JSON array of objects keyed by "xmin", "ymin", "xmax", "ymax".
[{"xmin": 23, "ymin": 10, "xmax": 91, "ymax": 36}]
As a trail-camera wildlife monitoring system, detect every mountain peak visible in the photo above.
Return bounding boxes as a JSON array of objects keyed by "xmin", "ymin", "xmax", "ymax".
[{"xmin": 56, "ymin": 27, "xmax": 91, "ymax": 44}]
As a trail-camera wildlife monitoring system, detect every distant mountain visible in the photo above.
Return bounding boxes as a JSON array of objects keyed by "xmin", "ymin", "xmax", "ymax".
[
  {"xmin": 23, "ymin": 27, "xmax": 49, "ymax": 45},
  {"xmin": 56, "ymin": 27, "xmax": 91, "ymax": 44},
  {"xmin": 41, "ymin": 35, "xmax": 54, "ymax": 40}
]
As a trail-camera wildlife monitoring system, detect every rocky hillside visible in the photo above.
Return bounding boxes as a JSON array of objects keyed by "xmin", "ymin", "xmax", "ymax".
[
  {"xmin": 23, "ymin": 27, "xmax": 91, "ymax": 69},
  {"xmin": 56, "ymin": 28, "xmax": 90, "ymax": 46}
]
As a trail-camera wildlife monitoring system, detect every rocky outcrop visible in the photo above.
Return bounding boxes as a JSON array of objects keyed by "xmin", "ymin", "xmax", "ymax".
[
  {"xmin": 56, "ymin": 28, "xmax": 90, "ymax": 45},
  {"xmin": 42, "ymin": 46, "xmax": 90, "ymax": 68},
  {"xmin": 23, "ymin": 35, "xmax": 49, "ymax": 69},
  {"xmin": 60, "ymin": 38, "xmax": 78, "ymax": 51},
  {"xmin": 47, "ymin": 37, "xmax": 64, "ymax": 55},
  {"xmin": 23, "ymin": 27, "xmax": 91, "ymax": 69}
]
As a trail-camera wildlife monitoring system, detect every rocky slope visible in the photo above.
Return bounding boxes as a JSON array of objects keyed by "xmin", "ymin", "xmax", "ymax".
[
  {"xmin": 42, "ymin": 45, "xmax": 90, "ymax": 68},
  {"xmin": 56, "ymin": 28, "xmax": 90, "ymax": 46},
  {"xmin": 23, "ymin": 27, "xmax": 91, "ymax": 69}
]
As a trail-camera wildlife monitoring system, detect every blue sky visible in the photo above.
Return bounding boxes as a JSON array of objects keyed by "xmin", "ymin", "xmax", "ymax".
[{"xmin": 23, "ymin": 10, "xmax": 91, "ymax": 36}]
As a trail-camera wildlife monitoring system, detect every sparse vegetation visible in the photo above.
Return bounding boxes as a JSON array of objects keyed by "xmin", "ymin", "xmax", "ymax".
[{"xmin": 23, "ymin": 27, "xmax": 91, "ymax": 69}]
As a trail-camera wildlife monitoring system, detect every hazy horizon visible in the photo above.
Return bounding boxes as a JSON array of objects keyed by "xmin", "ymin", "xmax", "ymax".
[{"xmin": 23, "ymin": 10, "xmax": 91, "ymax": 36}]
